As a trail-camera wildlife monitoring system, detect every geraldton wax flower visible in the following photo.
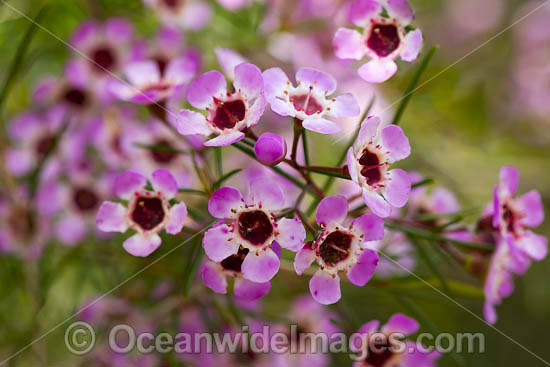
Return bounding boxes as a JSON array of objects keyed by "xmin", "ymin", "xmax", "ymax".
[
  {"xmin": 176, "ymin": 63, "xmax": 266, "ymax": 147},
  {"xmin": 203, "ymin": 179, "xmax": 306, "ymax": 283},
  {"xmin": 334, "ymin": 0, "xmax": 423, "ymax": 83},
  {"xmin": 347, "ymin": 116, "xmax": 411, "ymax": 218},
  {"xmin": 96, "ymin": 169, "xmax": 188, "ymax": 257},
  {"xmin": 263, "ymin": 67, "xmax": 360, "ymax": 134},
  {"xmin": 294, "ymin": 195, "xmax": 384, "ymax": 305}
]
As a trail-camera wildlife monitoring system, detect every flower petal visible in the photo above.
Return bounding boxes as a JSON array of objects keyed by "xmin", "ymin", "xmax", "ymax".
[
  {"xmin": 124, "ymin": 61, "xmax": 161, "ymax": 87},
  {"xmin": 309, "ymin": 270, "xmax": 341, "ymax": 305},
  {"xmin": 356, "ymin": 115, "xmax": 381, "ymax": 147},
  {"xmin": 296, "ymin": 68, "xmax": 336, "ymax": 94},
  {"xmin": 302, "ymin": 118, "xmax": 341, "ymax": 134},
  {"xmin": 333, "ymin": 28, "xmax": 366, "ymax": 60},
  {"xmin": 381, "ymin": 313, "xmax": 419, "ymax": 335},
  {"xmin": 328, "ymin": 93, "xmax": 361, "ymax": 118},
  {"xmin": 202, "ymin": 224, "xmax": 239, "ymax": 262},
  {"xmin": 234, "ymin": 278, "xmax": 271, "ymax": 300},
  {"xmin": 186, "ymin": 70, "xmax": 226, "ymax": 109},
  {"xmin": 208, "ymin": 187, "xmax": 243, "ymax": 219},
  {"xmin": 123, "ymin": 233, "xmax": 162, "ymax": 257},
  {"xmin": 201, "ymin": 261, "xmax": 227, "ymax": 294},
  {"xmin": 151, "ymin": 169, "xmax": 178, "ymax": 199},
  {"xmin": 358, "ymin": 60, "xmax": 398, "ymax": 83},
  {"xmin": 401, "ymin": 29, "xmax": 423, "ymax": 62},
  {"xmin": 384, "ymin": 169, "xmax": 411, "ymax": 208},
  {"xmin": 381, "ymin": 125, "xmax": 411, "ymax": 162},
  {"xmin": 56, "ymin": 215, "xmax": 86, "ymax": 246},
  {"xmin": 262, "ymin": 67, "xmax": 290, "ymax": 100},
  {"xmin": 518, "ymin": 190, "xmax": 544, "ymax": 227},
  {"xmin": 351, "ymin": 213, "xmax": 385, "ymax": 241},
  {"xmin": 234, "ymin": 63, "xmax": 263, "ymax": 99},
  {"xmin": 165, "ymin": 56, "xmax": 199, "ymax": 85},
  {"xmin": 294, "ymin": 243, "xmax": 316, "ymax": 275},
  {"xmin": 347, "ymin": 248, "xmax": 379, "ymax": 286},
  {"xmin": 246, "ymin": 93, "xmax": 267, "ymax": 127},
  {"xmin": 277, "ymin": 217, "xmax": 306, "ymax": 251},
  {"xmin": 241, "ymin": 248, "xmax": 280, "ymax": 282},
  {"xmin": 349, "ymin": 0, "xmax": 382, "ymax": 27},
  {"xmin": 204, "ymin": 131, "xmax": 245, "ymax": 147},
  {"xmin": 347, "ymin": 147, "xmax": 359, "ymax": 184},
  {"xmin": 499, "ymin": 165, "xmax": 519, "ymax": 196},
  {"xmin": 215, "ymin": 47, "xmax": 246, "ymax": 80},
  {"xmin": 114, "ymin": 171, "xmax": 146, "ymax": 200},
  {"xmin": 363, "ymin": 189, "xmax": 392, "ymax": 217},
  {"xmin": 176, "ymin": 109, "xmax": 211, "ymax": 136},
  {"xmin": 316, "ymin": 195, "xmax": 348, "ymax": 227},
  {"xmin": 247, "ymin": 178, "xmax": 285, "ymax": 210},
  {"xmin": 166, "ymin": 202, "xmax": 188, "ymax": 234},
  {"xmin": 516, "ymin": 231, "xmax": 547, "ymax": 261},
  {"xmin": 96, "ymin": 201, "xmax": 129, "ymax": 232},
  {"xmin": 386, "ymin": 0, "xmax": 414, "ymax": 25}
]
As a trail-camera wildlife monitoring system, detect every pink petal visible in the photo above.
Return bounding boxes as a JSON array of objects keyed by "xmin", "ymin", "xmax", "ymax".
[
  {"xmin": 430, "ymin": 187, "xmax": 460, "ymax": 214},
  {"xmin": 363, "ymin": 189, "xmax": 392, "ymax": 218},
  {"xmin": 381, "ymin": 313, "xmax": 419, "ymax": 335},
  {"xmin": 204, "ymin": 131, "xmax": 245, "ymax": 147},
  {"xmin": 349, "ymin": 0, "xmax": 382, "ymax": 27},
  {"xmin": 186, "ymin": 70, "xmax": 226, "ymax": 109},
  {"xmin": 56, "ymin": 215, "xmax": 86, "ymax": 246},
  {"xmin": 105, "ymin": 18, "xmax": 133, "ymax": 44},
  {"xmin": 96, "ymin": 201, "xmax": 129, "ymax": 233},
  {"xmin": 386, "ymin": 0, "xmax": 414, "ymax": 25},
  {"xmin": 316, "ymin": 195, "xmax": 348, "ymax": 227},
  {"xmin": 384, "ymin": 169, "xmax": 411, "ymax": 208},
  {"xmin": 165, "ymin": 56, "xmax": 198, "ymax": 85},
  {"xmin": 309, "ymin": 270, "xmax": 341, "ymax": 305},
  {"xmin": 499, "ymin": 165, "xmax": 520, "ymax": 196},
  {"xmin": 241, "ymin": 248, "xmax": 280, "ymax": 282},
  {"xmin": 277, "ymin": 217, "xmax": 306, "ymax": 251},
  {"xmin": 124, "ymin": 61, "xmax": 161, "ymax": 87},
  {"xmin": 262, "ymin": 67, "xmax": 290, "ymax": 100},
  {"xmin": 267, "ymin": 97, "xmax": 295, "ymax": 117},
  {"xmin": 246, "ymin": 93, "xmax": 267, "ymax": 127},
  {"xmin": 176, "ymin": 109, "xmax": 211, "ymax": 136},
  {"xmin": 151, "ymin": 169, "xmax": 178, "ymax": 199},
  {"xmin": 202, "ymin": 224, "xmax": 239, "ymax": 262},
  {"xmin": 351, "ymin": 213, "xmax": 385, "ymax": 241},
  {"xmin": 70, "ymin": 20, "xmax": 98, "ymax": 49},
  {"xmin": 234, "ymin": 63, "xmax": 263, "ymax": 99},
  {"xmin": 180, "ymin": 1, "xmax": 212, "ymax": 30},
  {"xmin": 333, "ymin": 28, "xmax": 366, "ymax": 60},
  {"xmin": 123, "ymin": 233, "xmax": 162, "ymax": 257},
  {"xmin": 234, "ymin": 278, "xmax": 271, "ymax": 300},
  {"xmin": 114, "ymin": 171, "xmax": 146, "ymax": 200},
  {"xmin": 302, "ymin": 118, "xmax": 342, "ymax": 134},
  {"xmin": 294, "ymin": 243, "xmax": 316, "ymax": 275},
  {"xmin": 483, "ymin": 302, "xmax": 497, "ymax": 325},
  {"xmin": 518, "ymin": 190, "xmax": 544, "ymax": 227},
  {"xmin": 328, "ymin": 93, "xmax": 361, "ymax": 118},
  {"xmin": 247, "ymin": 178, "xmax": 285, "ymax": 210},
  {"xmin": 358, "ymin": 60, "xmax": 398, "ymax": 83},
  {"xmin": 381, "ymin": 124, "xmax": 411, "ymax": 162},
  {"xmin": 347, "ymin": 147, "xmax": 359, "ymax": 184},
  {"xmin": 201, "ymin": 261, "xmax": 227, "ymax": 294},
  {"xmin": 208, "ymin": 187, "xmax": 243, "ymax": 218},
  {"xmin": 356, "ymin": 115, "xmax": 382, "ymax": 147},
  {"xmin": 215, "ymin": 47, "xmax": 246, "ymax": 80},
  {"xmin": 516, "ymin": 231, "xmax": 547, "ymax": 261},
  {"xmin": 347, "ymin": 248, "xmax": 379, "ymax": 286},
  {"xmin": 166, "ymin": 202, "xmax": 188, "ymax": 234},
  {"xmin": 357, "ymin": 320, "xmax": 380, "ymax": 336},
  {"xmin": 401, "ymin": 29, "xmax": 423, "ymax": 62},
  {"xmin": 296, "ymin": 68, "xmax": 336, "ymax": 94}
]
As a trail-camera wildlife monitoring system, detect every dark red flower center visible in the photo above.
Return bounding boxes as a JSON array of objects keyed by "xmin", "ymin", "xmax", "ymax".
[
  {"xmin": 238, "ymin": 210, "xmax": 273, "ymax": 246},
  {"xmin": 73, "ymin": 187, "xmax": 99, "ymax": 212},
  {"xmin": 131, "ymin": 196, "xmax": 165, "ymax": 231},
  {"xmin": 162, "ymin": 0, "xmax": 181, "ymax": 9},
  {"xmin": 91, "ymin": 46, "xmax": 116, "ymax": 72},
  {"xmin": 63, "ymin": 87, "xmax": 88, "ymax": 107},
  {"xmin": 154, "ymin": 56, "xmax": 169, "ymax": 75},
  {"xmin": 220, "ymin": 247, "xmax": 250, "ymax": 273},
  {"xmin": 367, "ymin": 24, "xmax": 400, "ymax": 57},
  {"xmin": 319, "ymin": 230, "xmax": 352, "ymax": 266},
  {"xmin": 35, "ymin": 134, "xmax": 55, "ymax": 157},
  {"xmin": 359, "ymin": 148, "xmax": 383, "ymax": 186},
  {"xmin": 502, "ymin": 204, "xmax": 521, "ymax": 237},
  {"xmin": 150, "ymin": 139, "xmax": 178, "ymax": 164},
  {"xmin": 361, "ymin": 340, "xmax": 394, "ymax": 367},
  {"xmin": 212, "ymin": 98, "xmax": 246, "ymax": 130},
  {"xmin": 291, "ymin": 92, "xmax": 324, "ymax": 115}
]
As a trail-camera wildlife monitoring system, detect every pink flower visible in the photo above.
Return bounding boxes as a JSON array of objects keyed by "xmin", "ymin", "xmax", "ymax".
[
  {"xmin": 263, "ymin": 67, "xmax": 360, "ymax": 134},
  {"xmin": 254, "ymin": 132, "xmax": 287, "ymax": 166},
  {"xmin": 347, "ymin": 116, "xmax": 411, "ymax": 217},
  {"xmin": 96, "ymin": 169, "xmax": 188, "ymax": 257},
  {"xmin": 353, "ymin": 314, "xmax": 440, "ymax": 367},
  {"xmin": 176, "ymin": 63, "xmax": 266, "ymax": 147},
  {"xmin": 333, "ymin": 0, "xmax": 423, "ymax": 83},
  {"xmin": 294, "ymin": 195, "xmax": 384, "ymax": 305},
  {"xmin": 143, "ymin": 0, "xmax": 212, "ymax": 30},
  {"xmin": 203, "ymin": 179, "xmax": 306, "ymax": 283}
]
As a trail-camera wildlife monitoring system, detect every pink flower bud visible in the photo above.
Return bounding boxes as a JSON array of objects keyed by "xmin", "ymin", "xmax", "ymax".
[{"xmin": 253, "ymin": 132, "xmax": 287, "ymax": 166}]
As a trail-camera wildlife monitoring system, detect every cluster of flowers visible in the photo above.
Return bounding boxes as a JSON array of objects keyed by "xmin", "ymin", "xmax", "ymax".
[{"xmin": 1, "ymin": 3, "xmax": 547, "ymax": 366}]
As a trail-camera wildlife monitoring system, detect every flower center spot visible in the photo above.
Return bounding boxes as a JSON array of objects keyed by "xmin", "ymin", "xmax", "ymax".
[
  {"xmin": 238, "ymin": 210, "xmax": 273, "ymax": 246},
  {"xmin": 359, "ymin": 148, "xmax": 383, "ymax": 186},
  {"xmin": 73, "ymin": 187, "xmax": 99, "ymax": 212},
  {"xmin": 291, "ymin": 91, "xmax": 324, "ymax": 116},
  {"xmin": 367, "ymin": 24, "xmax": 400, "ymax": 57},
  {"xmin": 63, "ymin": 87, "xmax": 88, "ymax": 107},
  {"xmin": 362, "ymin": 339, "xmax": 395, "ymax": 367},
  {"xmin": 91, "ymin": 46, "xmax": 116, "ymax": 72},
  {"xmin": 220, "ymin": 247, "xmax": 250, "ymax": 273},
  {"xmin": 150, "ymin": 139, "xmax": 178, "ymax": 164},
  {"xmin": 212, "ymin": 98, "xmax": 246, "ymax": 130},
  {"xmin": 131, "ymin": 196, "xmax": 165, "ymax": 231},
  {"xmin": 319, "ymin": 230, "xmax": 352, "ymax": 266}
]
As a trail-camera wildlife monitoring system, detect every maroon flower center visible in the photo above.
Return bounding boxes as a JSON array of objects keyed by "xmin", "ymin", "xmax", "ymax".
[
  {"xmin": 359, "ymin": 148, "xmax": 383, "ymax": 186},
  {"xmin": 35, "ymin": 134, "xmax": 55, "ymax": 157},
  {"xmin": 502, "ymin": 204, "xmax": 522, "ymax": 237},
  {"xmin": 220, "ymin": 247, "xmax": 250, "ymax": 273},
  {"xmin": 91, "ymin": 46, "xmax": 116, "ymax": 72},
  {"xmin": 131, "ymin": 196, "xmax": 165, "ymax": 231},
  {"xmin": 291, "ymin": 92, "xmax": 324, "ymax": 115},
  {"xmin": 212, "ymin": 98, "xmax": 246, "ymax": 130},
  {"xmin": 63, "ymin": 87, "xmax": 88, "ymax": 107},
  {"xmin": 73, "ymin": 187, "xmax": 99, "ymax": 212},
  {"xmin": 319, "ymin": 230, "xmax": 352, "ymax": 266},
  {"xmin": 361, "ymin": 340, "xmax": 394, "ymax": 367},
  {"xmin": 367, "ymin": 24, "xmax": 400, "ymax": 57},
  {"xmin": 238, "ymin": 210, "xmax": 273, "ymax": 246},
  {"xmin": 150, "ymin": 139, "xmax": 178, "ymax": 164},
  {"xmin": 154, "ymin": 56, "xmax": 169, "ymax": 75},
  {"xmin": 162, "ymin": 0, "xmax": 181, "ymax": 9}
]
